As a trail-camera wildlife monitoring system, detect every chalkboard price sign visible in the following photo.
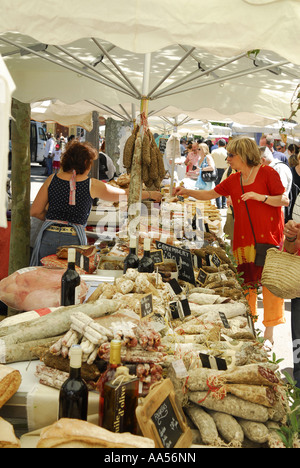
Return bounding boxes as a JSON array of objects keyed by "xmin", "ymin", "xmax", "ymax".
[
  {"xmin": 169, "ymin": 298, "xmax": 191, "ymax": 321},
  {"xmin": 152, "ymin": 397, "xmax": 182, "ymax": 448},
  {"xmin": 197, "ymin": 268, "xmax": 208, "ymax": 286},
  {"xmin": 150, "ymin": 249, "xmax": 164, "ymax": 265},
  {"xmin": 211, "ymin": 252, "xmax": 221, "ymax": 268},
  {"xmin": 219, "ymin": 311, "xmax": 231, "ymax": 329},
  {"xmin": 136, "ymin": 379, "xmax": 193, "ymax": 448},
  {"xmin": 155, "ymin": 241, "xmax": 196, "ymax": 285},
  {"xmin": 199, "ymin": 352, "xmax": 228, "ymax": 371},
  {"xmin": 140, "ymin": 294, "xmax": 153, "ymax": 320}
]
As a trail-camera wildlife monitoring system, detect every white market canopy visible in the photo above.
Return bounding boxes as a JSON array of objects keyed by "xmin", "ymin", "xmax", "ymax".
[{"xmin": 0, "ymin": 0, "xmax": 300, "ymax": 126}]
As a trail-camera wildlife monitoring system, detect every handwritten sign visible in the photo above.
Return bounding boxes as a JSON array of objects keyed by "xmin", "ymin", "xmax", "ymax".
[
  {"xmin": 219, "ymin": 311, "xmax": 231, "ymax": 329},
  {"xmin": 136, "ymin": 379, "xmax": 193, "ymax": 448},
  {"xmin": 197, "ymin": 268, "xmax": 208, "ymax": 286},
  {"xmin": 151, "ymin": 398, "xmax": 182, "ymax": 448},
  {"xmin": 211, "ymin": 252, "xmax": 221, "ymax": 268},
  {"xmin": 140, "ymin": 294, "xmax": 153, "ymax": 320},
  {"xmin": 155, "ymin": 241, "xmax": 196, "ymax": 285},
  {"xmin": 150, "ymin": 249, "xmax": 164, "ymax": 265},
  {"xmin": 169, "ymin": 299, "xmax": 191, "ymax": 321}
]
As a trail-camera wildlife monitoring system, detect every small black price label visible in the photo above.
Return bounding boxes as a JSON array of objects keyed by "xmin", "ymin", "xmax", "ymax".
[
  {"xmin": 140, "ymin": 294, "xmax": 153, "ymax": 319},
  {"xmin": 169, "ymin": 301, "xmax": 180, "ymax": 320},
  {"xmin": 211, "ymin": 252, "xmax": 221, "ymax": 268},
  {"xmin": 150, "ymin": 249, "xmax": 164, "ymax": 265},
  {"xmin": 197, "ymin": 268, "xmax": 208, "ymax": 286},
  {"xmin": 219, "ymin": 311, "xmax": 231, "ymax": 329},
  {"xmin": 169, "ymin": 298, "xmax": 191, "ymax": 321},
  {"xmin": 169, "ymin": 278, "xmax": 183, "ymax": 295},
  {"xmin": 199, "ymin": 352, "xmax": 227, "ymax": 371}
]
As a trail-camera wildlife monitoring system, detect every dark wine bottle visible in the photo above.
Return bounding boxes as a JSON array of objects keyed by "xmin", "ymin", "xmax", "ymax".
[
  {"xmin": 138, "ymin": 238, "xmax": 154, "ymax": 273},
  {"xmin": 98, "ymin": 340, "xmax": 122, "ymax": 426},
  {"xmin": 123, "ymin": 237, "xmax": 139, "ymax": 273},
  {"xmin": 58, "ymin": 345, "xmax": 88, "ymax": 421},
  {"xmin": 61, "ymin": 248, "xmax": 81, "ymax": 306}
]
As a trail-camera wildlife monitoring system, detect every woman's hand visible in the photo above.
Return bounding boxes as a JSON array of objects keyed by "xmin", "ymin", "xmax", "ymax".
[
  {"xmin": 283, "ymin": 220, "xmax": 300, "ymax": 239},
  {"xmin": 284, "ymin": 220, "xmax": 300, "ymax": 253},
  {"xmin": 240, "ymin": 191, "xmax": 261, "ymax": 202},
  {"xmin": 173, "ymin": 186, "xmax": 189, "ymax": 198},
  {"xmin": 241, "ymin": 192, "xmax": 289, "ymax": 207},
  {"xmin": 147, "ymin": 191, "xmax": 162, "ymax": 203},
  {"xmin": 186, "ymin": 169, "xmax": 199, "ymax": 178}
]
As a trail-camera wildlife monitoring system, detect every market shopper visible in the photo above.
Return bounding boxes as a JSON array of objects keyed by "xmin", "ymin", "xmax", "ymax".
[
  {"xmin": 174, "ymin": 136, "xmax": 289, "ymax": 344},
  {"xmin": 283, "ymin": 198, "xmax": 300, "ymax": 387},
  {"xmin": 52, "ymin": 143, "xmax": 62, "ymax": 174},
  {"xmin": 44, "ymin": 133, "xmax": 56, "ymax": 176},
  {"xmin": 259, "ymin": 134, "xmax": 289, "ymax": 165},
  {"xmin": 194, "ymin": 143, "xmax": 216, "ymax": 191},
  {"xmin": 185, "ymin": 141, "xmax": 201, "ymax": 177},
  {"xmin": 287, "ymin": 143, "xmax": 299, "ymax": 168},
  {"xmin": 30, "ymin": 141, "xmax": 162, "ymax": 266},
  {"xmin": 211, "ymin": 138, "xmax": 228, "ymax": 209}
]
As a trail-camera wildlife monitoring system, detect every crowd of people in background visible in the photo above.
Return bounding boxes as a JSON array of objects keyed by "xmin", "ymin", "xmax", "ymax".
[
  {"xmin": 44, "ymin": 132, "xmax": 75, "ymax": 176},
  {"xmin": 179, "ymin": 134, "xmax": 300, "ymax": 216},
  {"xmin": 44, "ymin": 132, "xmax": 116, "ymax": 181}
]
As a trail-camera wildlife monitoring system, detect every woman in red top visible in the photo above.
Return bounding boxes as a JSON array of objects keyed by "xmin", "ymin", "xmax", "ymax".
[{"xmin": 174, "ymin": 136, "xmax": 289, "ymax": 345}]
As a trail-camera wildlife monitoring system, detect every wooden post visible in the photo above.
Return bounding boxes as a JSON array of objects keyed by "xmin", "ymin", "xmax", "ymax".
[
  {"xmin": 85, "ymin": 111, "xmax": 99, "ymax": 178},
  {"xmin": 9, "ymin": 99, "xmax": 31, "ymax": 276}
]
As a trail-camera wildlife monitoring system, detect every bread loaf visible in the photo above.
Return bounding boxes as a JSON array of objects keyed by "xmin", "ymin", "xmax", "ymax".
[
  {"xmin": 0, "ymin": 365, "xmax": 22, "ymax": 408},
  {"xmin": 37, "ymin": 418, "xmax": 155, "ymax": 448},
  {"xmin": 0, "ymin": 417, "xmax": 21, "ymax": 448}
]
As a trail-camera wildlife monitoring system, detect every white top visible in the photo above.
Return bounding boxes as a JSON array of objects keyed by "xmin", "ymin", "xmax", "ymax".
[
  {"xmin": 211, "ymin": 147, "xmax": 228, "ymax": 169},
  {"xmin": 293, "ymin": 194, "xmax": 300, "ymax": 223},
  {"xmin": 270, "ymin": 160, "xmax": 293, "ymax": 196},
  {"xmin": 44, "ymin": 137, "xmax": 55, "ymax": 156},
  {"xmin": 53, "ymin": 149, "xmax": 61, "ymax": 162}
]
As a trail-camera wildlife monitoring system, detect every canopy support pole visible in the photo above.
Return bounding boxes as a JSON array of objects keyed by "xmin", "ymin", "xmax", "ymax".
[
  {"xmin": 127, "ymin": 53, "xmax": 151, "ymax": 236},
  {"xmin": 0, "ymin": 37, "xmax": 136, "ymax": 98},
  {"xmin": 92, "ymin": 37, "xmax": 142, "ymax": 98},
  {"xmin": 148, "ymin": 46, "xmax": 196, "ymax": 97},
  {"xmin": 8, "ymin": 99, "xmax": 31, "ymax": 315},
  {"xmin": 154, "ymin": 59, "xmax": 290, "ymax": 99},
  {"xmin": 152, "ymin": 51, "xmax": 248, "ymax": 98}
]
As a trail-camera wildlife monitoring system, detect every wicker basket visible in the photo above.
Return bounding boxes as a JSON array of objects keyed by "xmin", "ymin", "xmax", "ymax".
[{"xmin": 261, "ymin": 247, "xmax": 300, "ymax": 299}]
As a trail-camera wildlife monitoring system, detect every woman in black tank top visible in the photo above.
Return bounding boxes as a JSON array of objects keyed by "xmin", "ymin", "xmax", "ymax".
[{"xmin": 30, "ymin": 141, "xmax": 162, "ymax": 265}]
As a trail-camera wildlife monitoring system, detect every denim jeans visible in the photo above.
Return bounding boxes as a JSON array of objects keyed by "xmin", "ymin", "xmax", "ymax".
[
  {"xmin": 291, "ymin": 297, "xmax": 300, "ymax": 387},
  {"xmin": 45, "ymin": 157, "xmax": 53, "ymax": 176},
  {"xmin": 38, "ymin": 229, "xmax": 80, "ymax": 265}
]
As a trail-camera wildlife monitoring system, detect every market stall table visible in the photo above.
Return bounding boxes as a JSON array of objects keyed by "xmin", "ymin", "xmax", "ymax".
[{"xmin": 0, "ymin": 361, "xmax": 100, "ymax": 434}]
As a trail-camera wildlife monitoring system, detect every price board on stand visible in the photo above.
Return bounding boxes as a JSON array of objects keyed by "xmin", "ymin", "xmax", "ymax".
[
  {"xmin": 136, "ymin": 379, "xmax": 193, "ymax": 448},
  {"xmin": 155, "ymin": 241, "xmax": 196, "ymax": 285}
]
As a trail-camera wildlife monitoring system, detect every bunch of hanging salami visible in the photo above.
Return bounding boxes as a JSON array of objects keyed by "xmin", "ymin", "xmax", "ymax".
[{"xmin": 123, "ymin": 125, "xmax": 166, "ymax": 190}]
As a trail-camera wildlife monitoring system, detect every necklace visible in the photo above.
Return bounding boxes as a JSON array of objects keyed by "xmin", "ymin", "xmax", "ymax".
[{"xmin": 242, "ymin": 166, "xmax": 254, "ymax": 183}]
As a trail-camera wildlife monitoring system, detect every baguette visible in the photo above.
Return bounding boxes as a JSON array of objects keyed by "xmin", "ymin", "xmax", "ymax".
[
  {"xmin": 0, "ymin": 365, "xmax": 22, "ymax": 408},
  {"xmin": 0, "ymin": 417, "xmax": 21, "ymax": 448},
  {"xmin": 37, "ymin": 418, "xmax": 155, "ymax": 448}
]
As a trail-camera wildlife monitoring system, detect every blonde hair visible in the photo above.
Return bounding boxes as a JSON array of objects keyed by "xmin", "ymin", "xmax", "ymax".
[
  {"xmin": 227, "ymin": 136, "xmax": 261, "ymax": 167},
  {"xmin": 199, "ymin": 142, "xmax": 210, "ymax": 156}
]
